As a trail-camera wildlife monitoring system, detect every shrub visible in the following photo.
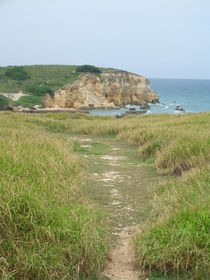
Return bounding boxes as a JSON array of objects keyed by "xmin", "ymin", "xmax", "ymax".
[
  {"xmin": 5, "ymin": 66, "xmax": 30, "ymax": 80},
  {"xmin": 76, "ymin": 65, "xmax": 102, "ymax": 74},
  {"xmin": 26, "ymin": 84, "xmax": 53, "ymax": 97},
  {"xmin": 0, "ymin": 95, "xmax": 10, "ymax": 106},
  {"xmin": 14, "ymin": 95, "xmax": 43, "ymax": 107}
]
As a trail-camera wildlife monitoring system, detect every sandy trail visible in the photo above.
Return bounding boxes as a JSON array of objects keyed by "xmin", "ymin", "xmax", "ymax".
[
  {"xmin": 105, "ymin": 227, "xmax": 141, "ymax": 280},
  {"xmin": 75, "ymin": 136, "xmax": 158, "ymax": 280}
]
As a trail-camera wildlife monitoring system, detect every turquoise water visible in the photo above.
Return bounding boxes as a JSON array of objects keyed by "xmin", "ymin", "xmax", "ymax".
[
  {"xmin": 90, "ymin": 79, "xmax": 210, "ymax": 116},
  {"xmin": 150, "ymin": 79, "xmax": 210, "ymax": 113}
]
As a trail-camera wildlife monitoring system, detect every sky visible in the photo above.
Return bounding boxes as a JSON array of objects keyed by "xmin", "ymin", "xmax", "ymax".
[{"xmin": 0, "ymin": 0, "xmax": 210, "ymax": 79}]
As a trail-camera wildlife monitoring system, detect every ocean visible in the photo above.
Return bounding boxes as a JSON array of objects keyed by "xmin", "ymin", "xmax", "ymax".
[{"xmin": 90, "ymin": 79, "xmax": 210, "ymax": 116}]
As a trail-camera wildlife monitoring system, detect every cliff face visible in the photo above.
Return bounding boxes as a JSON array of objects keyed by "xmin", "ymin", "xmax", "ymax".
[{"xmin": 43, "ymin": 71, "xmax": 159, "ymax": 109}]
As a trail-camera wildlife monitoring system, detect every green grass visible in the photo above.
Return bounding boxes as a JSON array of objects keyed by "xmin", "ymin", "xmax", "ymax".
[
  {"xmin": 0, "ymin": 112, "xmax": 209, "ymax": 278},
  {"xmin": 0, "ymin": 65, "xmax": 81, "ymax": 106},
  {"xmin": 29, "ymin": 112, "xmax": 210, "ymax": 176},
  {"xmin": 0, "ymin": 113, "xmax": 108, "ymax": 279},
  {"xmin": 134, "ymin": 166, "xmax": 210, "ymax": 279},
  {"xmin": 27, "ymin": 112, "xmax": 210, "ymax": 278},
  {"xmin": 73, "ymin": 141, "xmax": 109, "ymax": 156},
  {"xmin": 0, "ymin": 65, "xmax": 79, "ymax": 92},
  {"xmin": 14, "ymin": 94, "xmax": 43, "ymax": 107}
]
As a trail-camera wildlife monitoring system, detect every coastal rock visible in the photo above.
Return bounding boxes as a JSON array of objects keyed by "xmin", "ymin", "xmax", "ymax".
[
  {"xmin": 140, "ymin": 103, "xmax": 150, "ymax": 109},
  {"xmin": 43, "ymin": 70, "xmax": 159, "ymax": 109},
  {"xmin": 175, "ymin": 105, "xmax": 185, "ymax": 112},
  {"xmin": 0, "ymin": 105, "xmax": 14, "ymax": 111}
]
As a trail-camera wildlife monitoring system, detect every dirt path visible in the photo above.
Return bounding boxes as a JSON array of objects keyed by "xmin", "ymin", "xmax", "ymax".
[{"xmin": 72, "ymin": 136, "xmax": 159, "ymax": 280}]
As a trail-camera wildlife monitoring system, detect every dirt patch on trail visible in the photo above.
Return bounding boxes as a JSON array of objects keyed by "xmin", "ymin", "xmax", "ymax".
[
  {"xmin": 101, "ymin": 155, "xmax": 126, "ymax": 167},
  {"xmin": 97, "ymin": 171, "xmax": 124, "ymax": 183},
  {"xmin": 95, "ymin": 171, "xmax": 131, "ymax": 184},
  {"xmin": 81, "ymin": 138, "xmax": 93, "ymax": 142},
  {"xmin": 81, "ymin": 144, "xmax": 92, "ymax": 148},
  {"xmin": 101, "ymin": 155, "xmax": 126, "ymax": 161},
  {"xmin": 105, "ymin": 227, "xmax": 142, "ymax": 280}
]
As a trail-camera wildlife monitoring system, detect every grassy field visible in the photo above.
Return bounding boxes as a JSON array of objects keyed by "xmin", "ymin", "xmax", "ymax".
[
  {"xmin": 0, "ymin": 112, "xmax": 209, "ymax": 279},
  {"xmin": 27, "ymin": 112, "xmax": 210, "ymax": 279},
  {"xmin": 0, "ymin": 113, "xmax": 108, "ymax": 280}
]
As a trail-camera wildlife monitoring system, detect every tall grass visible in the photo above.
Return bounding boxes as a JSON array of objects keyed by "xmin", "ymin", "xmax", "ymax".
[
  {"xmin": 3, "ymin": 112, "xmax": 210, "ymax": 278},
  {"xmin": 134, "ymin": 167, "xmax": 210, "ymax": 279},
  {"xmin": 31, "ymin": 112, "xmax": 210, "ymax": 176},
  {"xmin": 30, "ymin": 112, "xmax": 210, "ymax": 278},
  {"xmin": 0, "ymin": 114, "xmax": 107, "ymax": 279}
]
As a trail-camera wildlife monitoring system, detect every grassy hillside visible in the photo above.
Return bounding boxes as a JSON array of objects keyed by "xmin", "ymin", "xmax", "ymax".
[
  {"xmin": 0, "ymin": 65, "xmax": 82, "ymax": 107},
  {"xmin": 0, "ymin": 65, "xmax": 80, "ymax": 107},
  {"xmin": 0, "ymin": 65, "xmax": 114, "ymax": 107}
]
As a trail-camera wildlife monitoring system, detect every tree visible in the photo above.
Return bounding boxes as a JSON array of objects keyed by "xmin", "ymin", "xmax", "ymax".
[
  {"xmin": 26, "ymin": 84, "xmax": 53, "ymax": 97},
  {"xmin": 76, "ymin": 65, "xmax": 102, "ymax": 74},
  {"xmin": 5, "ymin": 66, "xmax": 30, "ymax": 80}
]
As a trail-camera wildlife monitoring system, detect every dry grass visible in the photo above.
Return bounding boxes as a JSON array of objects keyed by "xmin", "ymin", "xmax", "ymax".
[
  {"xmin": 28, "ymin": 112, "xmax": 210, "ymax": 278},
  {"xmin": 0, "ymin": 113, "xmax": 108, "ymax": 279},
  {"xmin": 1, "ymin": 112, "xmax": 209, "ymax": 278},
  {"xmin": 30, "ymin": 112, "xmax": 210, "ymax": 176}
]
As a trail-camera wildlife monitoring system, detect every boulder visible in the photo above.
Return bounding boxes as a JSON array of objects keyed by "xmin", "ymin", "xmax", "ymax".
[{"xmin": 175, "ymin": 105, "xmax": 185, "ymax": 112}]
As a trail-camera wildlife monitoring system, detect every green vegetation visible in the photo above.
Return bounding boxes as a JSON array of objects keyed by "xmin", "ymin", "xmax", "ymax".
[
  {"xmin": 73, "ymin": 141, "xmax": 109, "ymax": 156},
  {"xmin": 0, "ymin": 65, "xmax": 116, "ymax": 107},
  {"xmin": 76, "ymin": 65, "xmax": 102, "ymax": 74},
  {"xmin": 14, "ymin": 95, "xmax": 44, "ymax": 107},
  {"xmin": 135, "ymin": 167, "xmax": 209, "ymax": 279},
  {"xmin": 0, "ymin": 112, "xmax": 209, "ymax": 279},
  {"xmin": 0, "ymin": 95, "xmax": 10, "ymax": 106},
  {"xmin": 29, "ymin": 112, "xmax": 210, "ymax": 278},
  {"xmin": 5, "ymin": 66, "xmax": 30, "ymax": 80},
  {"xmin": 0, "ymin": 113, "xmax": 108, "ymax": 280},
  {"xmin": 0, "ymin": 65, "xmax": 81, "ymax": 106},
  {"xmin": 26, "ymin": 83, "xmax": 53, "ymax": 97},
  {"xmin": 0, "ymin": 65, "xmax": 106, "ymax": 107}
]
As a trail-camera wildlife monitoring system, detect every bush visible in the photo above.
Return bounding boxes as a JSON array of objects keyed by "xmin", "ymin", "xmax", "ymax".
[
  {"xmin": 5, "ymin": 66, "xmax": 30, "ymax": 80},
  {"xmin": 14, "ymin": 95, "xmax": 43, "ymax": 107},
  {"xmin": 76, "ymin": 65, "xmax": 102, "ymax": 74},
  {"xmin": 26, "ymin": 84, "xmax": 53, "ymax": 97},
  {"xmin": 0, "ymin": 95, "xmax": 10, "ymax": 106}
]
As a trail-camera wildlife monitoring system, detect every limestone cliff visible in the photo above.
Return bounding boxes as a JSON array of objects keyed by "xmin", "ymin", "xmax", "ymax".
[{"xmin": 43, "ymin": 71, "xmax": 159, "ymax": 109}]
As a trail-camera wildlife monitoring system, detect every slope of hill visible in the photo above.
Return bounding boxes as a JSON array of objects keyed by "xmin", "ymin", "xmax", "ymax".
[{"xmin": 0, "ymin": 65, "xmax": 81, "ymax": 107}]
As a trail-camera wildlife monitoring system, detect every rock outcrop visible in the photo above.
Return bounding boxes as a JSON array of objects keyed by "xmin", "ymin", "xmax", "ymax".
[{"xmin": 43, "ymin": 70, "xmax": 159, "ymax": 109}]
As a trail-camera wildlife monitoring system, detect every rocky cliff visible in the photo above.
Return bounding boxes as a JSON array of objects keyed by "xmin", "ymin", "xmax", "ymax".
[{"xmin": 43, "ymin": 71, "xmax": 159, "ymax": 109}]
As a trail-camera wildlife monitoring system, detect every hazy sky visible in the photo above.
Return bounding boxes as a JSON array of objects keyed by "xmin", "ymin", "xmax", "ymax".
[{"xmin": 0, "ymin": 0, "xmax": 209, "ymax": 78}]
